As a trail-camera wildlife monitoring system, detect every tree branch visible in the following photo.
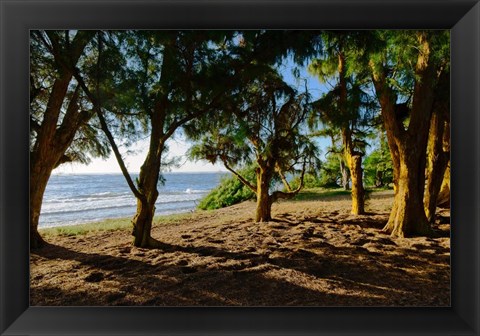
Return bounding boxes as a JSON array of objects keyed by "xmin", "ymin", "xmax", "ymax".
[
  {"xmin": 276, "ymin": 164, "xmax": 292, "ymax": 192},
  {"xmin": 54, "ymin": 154, "xmax": 74, "ymax": 169},
  {"xmin": 223, "ymin": 161, "xmax": 257, "ymax": 193},
  {"xmin": 72, "ymin": 68, "xmax": 146, "ymax": 203},
  {"xmin": 163, "ymin": 93, "xmax": 224, "ymax": 142},
  {"xmin": 271, "ymin": 160, "xmax": 306, "ymax": 203}
]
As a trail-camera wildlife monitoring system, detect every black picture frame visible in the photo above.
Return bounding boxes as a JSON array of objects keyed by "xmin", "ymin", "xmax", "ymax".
[{"xmin": 1, "ymin": 0, "xmax": 479, "ymax": 335}]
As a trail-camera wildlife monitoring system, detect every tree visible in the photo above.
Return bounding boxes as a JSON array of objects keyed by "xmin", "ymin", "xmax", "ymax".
[
  {"xmin": 74, "ymin": 31, "xmax": 235, "ymax": 247},
  {"xmin": 309, "ymin": 32, "xmax": 375, "ymax": 215},
  {"xmin": 369, "ymin": 30, "xmax": 450, "ymax": 237},
  {"xmin": 30, "ymin": 30, "xmax": 110, "ymax": 248},
  {"xmin": 189, "ymin": 69, "xmax": 319, "ymax": 222},
  {"xmin": 75, "ymin": 30, "xmax": 320, "ymax": 246}
]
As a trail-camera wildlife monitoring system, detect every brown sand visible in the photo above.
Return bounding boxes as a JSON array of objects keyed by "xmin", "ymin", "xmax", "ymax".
[{"xmin": 30, "ymin": 190, "xmax": 450, "ymax": 306}]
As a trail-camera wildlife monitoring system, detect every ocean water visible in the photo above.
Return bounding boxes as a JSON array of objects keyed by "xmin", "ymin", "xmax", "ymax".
[{"xmin": 40, "ymin": 172, "xmax": 227, "ymax": 228}]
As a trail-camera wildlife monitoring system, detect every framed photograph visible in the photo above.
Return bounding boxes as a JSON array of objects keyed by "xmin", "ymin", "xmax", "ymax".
[{"xmin": 1, "ymin": 1, "xmax": 479, "ymax": 335}]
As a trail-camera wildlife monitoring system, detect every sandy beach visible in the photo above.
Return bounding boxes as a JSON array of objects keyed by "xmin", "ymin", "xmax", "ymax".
[{"xmin": 30, "ymin": 190, "xmax": 450, "ymax": 306}]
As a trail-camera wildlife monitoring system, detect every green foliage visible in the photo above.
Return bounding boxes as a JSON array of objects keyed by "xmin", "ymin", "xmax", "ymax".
[
  {"xmin": 30, "ymin": 31, "xmax": 112, "ymax": 166},
  {"xmin": 289, "ymin": 150, "xmax": 352, "ymax": 190},
  {"xmin": 184, "ymin": 31, "xmax": 323, "ymax": 209},
  {"xmin": 197, "ymin": 166, "xmax": 256, "ymax": 210},
  {"xmin": 369, "ymin": 30, "xmax": 450, "ymax": 111},
  {"xmin": 308, "ymin": 32, "xmax": 378, "ymax": 159},
  {"xmin": 289, "ymin": 173, "xmax": 323, "ymax": 190},
  {"xmin": 363, "ymin": 134, "xmax": 394, "ymax": 188}
]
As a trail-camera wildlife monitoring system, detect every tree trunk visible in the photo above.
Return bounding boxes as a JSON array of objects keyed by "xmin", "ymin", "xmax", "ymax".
[
  {"xmin": 255, "ymin": 167, "xmax": 272, "ymax": 222},
  {"xmin": 343, "ymin": 127, "xmax": 365, "ymax": 215},
  {"xmin": 375, "ymin": 170, "xmax": 384, "ymax": 188},
  {"xmin": 131, "ymin": 39, "xmax": 177, "ymax": 248},
  {"xmin": 371, "ymin": 32, "xmax": 438, "ymax": 237},
  {"xmin": 131, "ymin": 142, "xmax": 163, "ymax": 248},
  {"xmin": 29, "ymin": 31, "xmax": 94, "ymax": 250},
  {"xmin": 30, "ymin": 121, "xmax": 91, "ymax": 249},
  {"xmin": 424, "ymin": 114, "xmax": 449, "ymax": 222},
  {"xmin": 424, "ymin": 70, "xmax": 450, "ymax": 222},
  {"xmin": 30, "ymin": 98, "xmax": 90, "ymax": 249},
  {"xmin": 132, "ymin": 193, "xmax": 157, "ymax": 247},
  {"xmin": 30, "ymin": 76, "xmax": 73, "ymax": 248},
  {"xmin": 337, "ymin": 52, "xmax": 351, "ymax": 193},
  {"xmin": 437, "ymin": 163, "xmax": 450, "ymax": 209},
  {"xmin": 383, "ymin": 150, "xmax": 432, "ymax": 236},
  {"xmin": 349, "ymin": 155, "xmax": 365, "ymax": 215},
  {"xmin": 29, "ymin": 162, "xmax": 53, "ymax": 248},
  {"xmin": 340, "ymin": 159, "xmax": 350, "ymax": 190}
]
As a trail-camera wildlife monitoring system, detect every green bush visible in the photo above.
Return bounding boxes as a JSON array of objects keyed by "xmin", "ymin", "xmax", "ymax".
[
  {"xmin": 289, "ymin": 152, "xmax": 344, "ymax": 190},
  {"xmin": 197, "ymin": 166, "xmax": 256, "ymax": 210},
  {"xmin": 363, "ymin": 136, "xmax": 394, "ymax": 188},
  {"xmin": 289, "ymin": 173, "xmax": 323, "ymax": 190},
  {"xmin": 290, "ymin": 169, "xmax": 340, "ymax": 190}
]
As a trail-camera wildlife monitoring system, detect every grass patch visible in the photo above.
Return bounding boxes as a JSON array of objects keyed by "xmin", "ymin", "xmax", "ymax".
[
  {"xmin": 292, "ymin": 187, "xmax": 392, "ymax": 203},
  {"xmin": 40, "ymin": 217, "xmax": 132, "ymax": 237},
  {"xmin": 39, "ymin": 212, "xmax": 196, "ymax": 237},
  {"xmin": 292, "ymin": 188, "xmax": 352, "ymax": 201}
]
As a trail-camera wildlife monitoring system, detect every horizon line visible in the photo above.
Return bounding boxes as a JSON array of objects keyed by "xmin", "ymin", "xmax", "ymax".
[{"xmin": 51, "ymin": 170, "xmax": 229, "ymax": 175}]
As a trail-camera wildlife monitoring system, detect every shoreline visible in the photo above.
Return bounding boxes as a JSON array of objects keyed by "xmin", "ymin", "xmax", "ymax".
[
  {"xmin": 37, "ymin": 188, "xmax": 365, "ymax": 234},
  {"xmin": 39, "ymin": 210, "xmax": 199, "ymax": 236},
  {"xmin": 41, "ymin": 171, "xmax": 228, "ymax": 229},
  {"xmin": 38, "ymin": 189, "xmax": 390, "ymax": 235}
]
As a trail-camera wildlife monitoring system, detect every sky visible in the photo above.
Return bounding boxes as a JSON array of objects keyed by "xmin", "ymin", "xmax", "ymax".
[
  {"xmin": 54, "ymin": 135, "xmax": 227, "ymax": 174},
  {"xmin": 54, "ymin": 57, "xmax": 330, "ymax": 175}
]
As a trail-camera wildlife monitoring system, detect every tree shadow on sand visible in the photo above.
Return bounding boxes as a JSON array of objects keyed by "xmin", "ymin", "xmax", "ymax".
[
  {"xmin": 31, "ymin": 206, "xmax": 450, "ymax": 306},
  {"xmin": 31, "ymin": 243, "xmax": 392, "ymax": 306}
]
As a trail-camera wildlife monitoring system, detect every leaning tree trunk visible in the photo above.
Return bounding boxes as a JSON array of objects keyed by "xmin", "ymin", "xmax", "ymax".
[
  {"xmin": 255, "ymin": 166, "xmax": 273, "ymax": 222},
  {"xmin": 95, "ymin": 106, "xmax": 160, "ymax": 248},
  {"xmin": 30, "ymin": 118, "xmax": 91, "ymax": 248},
  {"xmin": 30, "ymin": 161, "xmax": 55, "ymax": 248},
  {"xmin": 29, "ymin": 31, "xmax": 95, "ymax": 249},
  {"xmin": 30, "ymin": 86, "xmax": 89, "ymax": 249},
  {"xmin": 30, "ymin": 77, "xmax": 73, "ymax": 249},
  {"xmin": 131, "ymin": 39, "xmax": 176, "ymax": 248}
]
